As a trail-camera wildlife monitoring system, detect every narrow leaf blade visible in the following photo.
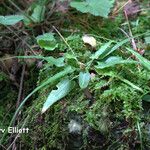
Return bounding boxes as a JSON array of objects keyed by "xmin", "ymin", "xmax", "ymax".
[
  {"xmin": 90, "ymin": 41, "xmax": 112, "ymax": 60},
  {"xmin": 126, "ymin": 48, "xmax": 150, "ymax": 70},
  {"xmin": 99, "ymin": 39, "xmax": 130, "ymax": 59},
  {"xmin": 95, "ymin": 56, "xmax": 138, "ymax": 69},
  {"xmin": 119, "ymin": 77, "xmax": 143, "ymax": 92}
]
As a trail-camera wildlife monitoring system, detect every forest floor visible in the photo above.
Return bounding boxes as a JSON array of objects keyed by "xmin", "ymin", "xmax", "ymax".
[{"xmin": 0, "ymin": 0, "xmax": 150, "ymax": 150}]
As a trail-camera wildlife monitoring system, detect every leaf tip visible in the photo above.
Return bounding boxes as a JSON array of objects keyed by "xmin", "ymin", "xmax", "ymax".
[{"xmin": 41, "ymin": 107, "xmax": 47, "ymax": 114}]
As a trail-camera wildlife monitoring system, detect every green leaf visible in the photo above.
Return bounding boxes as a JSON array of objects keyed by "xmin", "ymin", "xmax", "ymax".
[
  {"xmin": 104, "ymin": 33, "xmax": 150, "ymax": 58},
  {"xmin": 0, "ymin": 15, "xmax": 23, "ymax": 25},
  {"xmin": 65, "ymin": 53, "xmax": 77, "ymax": 60},
  {"xmin": 142, "ymin": 94, "xmax": 150, "ymax": 102},
  {"xmin": 45, "ymin": 57, "xmax": 65, "ymax": 67},
  {"xmin": 126, "ymin": 48, "xmax": 150, "ymax": 71},
  {"xmin": 94, "ymin": 80, "xmax": 108, "ymax": 89},
  {"xmin": 36, "ymin": 33, "xmax": 58, "ymax": 51},
  {"xmin": 17, "ymin": 55, "xmax": 65, "ymax": 67},
  {"xmin": 79, "ymin": 71, "xmax": 91, "ymax": 89},
  {"xmin": 42, "ymin": 78, "xmax": 75, "ymax": 113},
  {"xmin": 95, "ymin": 69, "xmax": 142, "ymax": 92},
  {"xmin": 118, "ymin": 77, "xmax": 143, "ymax": 92},
  {"xmin": 98, "ymin": 35, "xmax": 150, "ymax": 58},
  {"xmin": 100, "ymin": 39, "xmax": 130, "ymax": 59},
  {"xmin": 145, "ymin": 36, "xmax": 150, "ymax": 44},
  {"xmin": 0, "ymin": 72, "xmax": 7, "ymax": 81},
  {"xmin": 70, "ymin": 0, "xmax": 114, "ymax": 18},
  {"xmin": 7, "ymin": 66, "xmax": 75, "ymax": 129},
  {"xmin": 23, "ymin": 2, "xmax": 46, "ymax": 25},
  {"xmin": 31, "ymin": 4, "xmax": 45, "ymax": 22},
  {"xmin": 95, "ymin": 56, "xmax": 138, "ymax": 69},
  {"xmin": 90, "ymin": 42, "xmax": 112, "ymax": 60}
]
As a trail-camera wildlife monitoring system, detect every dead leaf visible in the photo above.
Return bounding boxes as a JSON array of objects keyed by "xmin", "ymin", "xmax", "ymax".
[
  {"xmin": 82, "ymin": 35, "xmax": 97, "ymax": 48},
  {"xmin": 124, "ymin": 1, "xmax": 140, "ymax": 17},
  {"xmin": 55, "ymin": 0, "xmax": 71, "ymax": 13},
  {"xmin": 84, "ymin": 88, "xmax": 93, "ymax": 100}
]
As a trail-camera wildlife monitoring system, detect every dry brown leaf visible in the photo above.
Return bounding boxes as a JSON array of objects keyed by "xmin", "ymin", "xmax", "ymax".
[
  {"xmin": 124, "ymin": 1, "xmax": 140, "ymax": 17},
  {"xmin": 55, "ymin": 0, "xmax": 71, "ymax": 13}
]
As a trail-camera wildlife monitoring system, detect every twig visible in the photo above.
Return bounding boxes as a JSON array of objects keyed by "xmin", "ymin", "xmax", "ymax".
[
  {"xmin": 124, "ymin": 9, "xmax": 137, "ymax": 51},
  {"xmin": 52, "ymin": 26, "xmax": 74, "ymax": 53},
  {"xmin": 7, "ymin": 115, "xmax": 30, "ymax": 150},
  {"xmin": 0, "ymin": 144, "xmax": 6, "ymax": 150},
  {"xmin": 114, "ymin": 1, "xmax": 130, "ymax": 14},
  {"xmin": 16, "ymin": 64, "xmax": 26, "ymax": 109},
  {"xmin": 52, "ymin": 26, "xmax": 80, "ymax": 64},
  {"xmin": 7, "ymin": 0, "xmax": 33, "ymax": 23},
  {"xmin": 7, "ymin": 132, "xmax": 19, "ymax": 150},
  {"xmin": 5, "ymin": 26, "xmax": 37, "ymax": 55},
  {"xmin": 9, "ymin": 63, "xmax": 26, "ymax": 149},
  {"xmin": 2, "ymin": 1, "xmax": 14, "ymax": 13},
  {"xmin": 119, "ymin": 28, "xmax": 130, "ymax": 38}
]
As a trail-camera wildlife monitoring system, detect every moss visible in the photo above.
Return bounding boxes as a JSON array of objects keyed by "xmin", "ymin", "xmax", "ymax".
[
  {"xmin": 0, "ymin": 74, "xmax": 17, "ymax": 140},
  {"xmin": 19, "ymin": 62, "xmax": 150, "ymax": 149}
]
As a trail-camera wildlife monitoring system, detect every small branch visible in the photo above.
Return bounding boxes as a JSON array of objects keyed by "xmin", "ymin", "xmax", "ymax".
[
  {"xmin": 7, "ymin": 0, "xmax": 33, "ymax": 23},
  {"xmin": 0, "ymin": 144, "xmax": 6, "ymax": 150},
  {"xmin": 16, "ymin": 64, "xmax": 26, "ymax": 108},
  {"xmin": 124, "ymin": 9, "xmax": 137, "ymax": 51},
  {"xmin": 7, "ymin": 115, "xmax": 30, "ymax": 150},
  {"xmin": 9, "ymin": 63, "xmax": 26, "ymax": 149},
  {"xmin": 52, "ymin": 26, "xmax": 80, "ymax": 64},
  {"xmin": 119, "ymin": 28, "xmax": 130, "ymax": 38},
  {"xmin": 5, "ymin": 26, "xmax": 37, "ymax": 55},
  {"xmin": 114, "ymin": 1, "xmax": 130, "ymax": 15}
]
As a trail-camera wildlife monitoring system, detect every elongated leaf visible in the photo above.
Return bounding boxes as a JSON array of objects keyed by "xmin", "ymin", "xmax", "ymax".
[
  {"xmin": 70, "ymin": 0, "xmax": 114, "ymax": 18},
  {"xmin": 98, "ymin": 34, "xmax": 150, "ymax": 58},
  {"xmin": 91, "ymin": 33, "xmax": 150, "ymax": 60},
  {"xmin": 36, "ymin": 33, "xmax": 58, "ymax": 51},
  {"xmin": 79, "ymin": 71, "xmax": 91, "ymax": 89},
  {"xmin": 99, "ymin": 39, "xmax": 130, "ymax": 59},
  {"xmin": 90, "ymin": 42, "xmax": 112, "ymax": 60},
  {"xmin": 94, "ymin": 80, "xmax": 108, "ymax": 89},
  {"xmin": 7, "ymin": 66, "xmax": 74, "ymax": 132},
  {"xmin": 0, "ymin": 15, "xmax": 23, "ymax": 25},
  {"xmin": 95, "ymin": 56, "xmax": 138, "ymax": 69},
  {"xmin": 45, "ymin": 57, "xmax": 65, "ymax": 67},
  {"xmin": 18, "ymin": 55, "xmax": 65, "ymax": 67},
  {"xmin": 90, "ymin": 38, "xmax": 132, "ymax": 60},
  {"xmin": 126, "ymin": 48, "xmax": 150, "ymax": 71},
  {"xmin": 95, "ymin": 70, "xmax": 142, "ymax": 91},
  {"xmin": 118, "ymin": 77, "xmax": 143, "ymax": 92},
  {"xmin": 42, "ymin": 78, "xmax": 75, "ymax": 113}
]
